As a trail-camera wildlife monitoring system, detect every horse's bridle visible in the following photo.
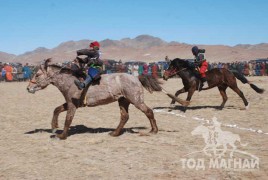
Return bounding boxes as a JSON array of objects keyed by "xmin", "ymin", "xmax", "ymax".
[
  {"xmin": 165, "ymin": 67, "xmax": 187, "ymax": 78},
  {"xmin": 28, "ymin": 65, "xmax": 66, "ymax": 93},
  {"xmin": 30, "ymin": 64, "xmax": 54, "ymax": 86}
]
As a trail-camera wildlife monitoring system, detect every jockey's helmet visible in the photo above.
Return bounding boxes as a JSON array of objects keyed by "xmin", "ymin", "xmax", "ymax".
[
  {"xmin": 90, "ymin": 41, "xmax": 100, "ymax": 50},
  {"xmin": 192, "ymin": 46, "xmax": 199, "ymax": 56}
]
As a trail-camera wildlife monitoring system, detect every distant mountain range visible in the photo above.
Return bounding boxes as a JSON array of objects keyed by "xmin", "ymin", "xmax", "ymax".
[{"xmin": 1, "ymin": 35, "xmax": 268, "ymax": 64}]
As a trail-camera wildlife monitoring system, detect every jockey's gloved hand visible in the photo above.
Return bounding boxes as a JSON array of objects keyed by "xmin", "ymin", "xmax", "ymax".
[
  {"xmin": 76, "ymin": 56, "xmax": 85, "ymax": 64},
  {"xmin": 194, "ymin": 61, "xmax": 200, "ymax": 67},
  {"xmin": 84, "ymin": 64, "xmax": 89, "ymax": 69}
]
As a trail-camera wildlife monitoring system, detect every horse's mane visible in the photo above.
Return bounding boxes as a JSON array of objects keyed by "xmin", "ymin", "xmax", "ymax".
[
  {"xmin": 172, "ymin": 58, "xmax": 195, "ymax": 69},
  {"xmin": 173, "ymin": 58, "xmax": 187, "ymax": 65},
  {"xmin": 49, "ymin": 64, "xmax": 73, "ymax": 74}
]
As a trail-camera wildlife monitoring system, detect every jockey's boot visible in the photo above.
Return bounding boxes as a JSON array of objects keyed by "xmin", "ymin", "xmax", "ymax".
[
  {"xmin": 199, "ymin": 77, "xmax": 208, "ymax": 91},
  {"xmin": 74, "ymin": 75, "xmax": 92, "ymax": 90}
]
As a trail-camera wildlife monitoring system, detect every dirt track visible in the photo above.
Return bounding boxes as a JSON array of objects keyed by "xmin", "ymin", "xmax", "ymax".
[{"xmin": 0, "ymin": 76, "xmax": 267, "ymax": 179}]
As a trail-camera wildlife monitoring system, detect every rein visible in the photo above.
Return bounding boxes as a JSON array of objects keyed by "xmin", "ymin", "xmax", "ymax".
[
  {"xmin": 30, "ymin": 65, "xmax": 67, "ymax": 85},
  {"xmin": 166, "ymin": 67, "xmax": 187, "ymax": 78}
]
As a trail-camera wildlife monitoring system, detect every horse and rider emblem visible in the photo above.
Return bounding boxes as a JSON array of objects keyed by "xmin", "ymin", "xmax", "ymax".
[{"xmin": 191, "ymin": 117, "xmax": 247, "ymax": 158}]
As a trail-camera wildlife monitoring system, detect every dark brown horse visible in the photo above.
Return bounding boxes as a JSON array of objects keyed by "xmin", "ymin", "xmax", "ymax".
[
  {"xmin": 163, "ymin": 58, "xmax": 264, "ymax": 110},
  {"xmin": 26, "ymin": 59, "xmax": 183, "ymax": 140}
]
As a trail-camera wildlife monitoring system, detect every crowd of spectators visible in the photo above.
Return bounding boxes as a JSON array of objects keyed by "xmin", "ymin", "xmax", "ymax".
[
  {"xmin": 101, "ymin": 60, "xmax": 169, "ymax": 78},
  {"xmin": 101, "ymin": 59, "xmax": 268, "ymax": 77},
  {"xmin": 0, "ymin": 58, "xmax": 267, "ymax": 82},
  {"xmin": 0, "ymin": 62, "xmax": 33, "ymax": 82},
  {"xmin": 208, "ymin": 60, "xmax": 268, "ymax": 76}
]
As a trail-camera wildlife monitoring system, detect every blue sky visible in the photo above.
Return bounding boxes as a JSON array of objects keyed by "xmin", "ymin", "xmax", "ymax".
[{"xmin": 0, "ymin": 0, "xmax": 268, "ymax": 55}]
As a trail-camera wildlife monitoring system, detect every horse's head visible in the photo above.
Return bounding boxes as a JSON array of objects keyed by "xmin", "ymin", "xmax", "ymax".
[
  {"xmin": 27, "ymin": 58, "xmax": 53, "ymax": 93},
  {"xmin": 163, "ymin": 58, "xmax": 189, "ymax": 80}
]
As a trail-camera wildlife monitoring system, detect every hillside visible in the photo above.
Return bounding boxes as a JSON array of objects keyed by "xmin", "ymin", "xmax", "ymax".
[{"xmin": 1, "ymin": 35, "xmax": 268, "ymax": 64}]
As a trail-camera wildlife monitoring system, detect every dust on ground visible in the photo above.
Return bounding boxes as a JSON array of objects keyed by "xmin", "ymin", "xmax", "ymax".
[{"xmin": 0, "ymin": 76, "xmax": 267, "ymax": 179}]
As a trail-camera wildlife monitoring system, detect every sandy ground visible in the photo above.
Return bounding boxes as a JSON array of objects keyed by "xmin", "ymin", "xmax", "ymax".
[{"xmin": 0, "ymin": 76, "xmax": 267, "ymax": 180}]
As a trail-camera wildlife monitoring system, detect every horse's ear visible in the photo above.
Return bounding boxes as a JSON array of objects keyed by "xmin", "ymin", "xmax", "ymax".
[{"xmin": 44, "ymin": 58, "xmax": 52, "ymax": 71}]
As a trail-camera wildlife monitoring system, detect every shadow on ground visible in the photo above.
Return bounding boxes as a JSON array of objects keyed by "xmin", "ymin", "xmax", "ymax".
[
  {"xmin": 153, "ymin": 105, "xmax": 237, "ymax": 112},
  {"xmin": 25, "ymin": 125, "xmax": 147, "ymax": 137}
]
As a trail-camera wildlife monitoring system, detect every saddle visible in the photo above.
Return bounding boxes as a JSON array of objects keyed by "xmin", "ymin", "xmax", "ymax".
[{"xmin": 71, "ymin": 63, "xmax": 101, "ymax": 86}]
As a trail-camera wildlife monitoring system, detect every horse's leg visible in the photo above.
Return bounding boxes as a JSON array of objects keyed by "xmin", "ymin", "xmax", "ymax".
[
  {"xmin": 51, "ymin": 103, "xmax": 68, "ymax": 133},
  {"xmin": 229, "ymin": 85, "xmax": 249, "ymax": 108},
  {"xmin": 180, "ymin": 86, "xmax": 195, "ymax": 112},
  {"xmin": 135, "ymin": 103, "xmax": 158, "ymax": 134},
  {"xmin": 218, "ymin": 85, "xmax": 228, "ymax": 109},
  {"xmin": 110, "ymin": 97, "xmax": 130, "ymax": 137},
  {"xmin": 186, "ymin": 87, "xmax": 195, "ymax": 102},
  {"xmin": 170, "ymin": 87, "xmax": 186, "ymax": 105},
  {"xmin": 56, "ymin": 103, "xmax": 77, "ymax": 140}
]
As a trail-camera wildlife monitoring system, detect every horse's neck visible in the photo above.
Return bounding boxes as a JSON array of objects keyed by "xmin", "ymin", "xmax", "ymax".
[
  {"xmin": 51, "ymin": 72, "xmax": 74, "ymax": 92},
  {"xmin": 179, "ymin": 69, "xmax": 196, "ymax": 80}
]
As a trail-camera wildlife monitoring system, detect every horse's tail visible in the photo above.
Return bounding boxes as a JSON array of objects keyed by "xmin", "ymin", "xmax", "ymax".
[
  {"xmin": 138, "ymin": 75, "xmax": 190, "ymax": 106},
  {"xmin": 231, "ymin": 70, "xmax": 264, "ymax": 94},
  {"xmin": 138, "ymin": 75, "xmax": 162, "ymax": 93}
]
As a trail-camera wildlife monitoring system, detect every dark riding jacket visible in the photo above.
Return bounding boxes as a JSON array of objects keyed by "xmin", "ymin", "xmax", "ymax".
[{"xmin": 76, "ymin": 49, "xmax": 103, "ymax": 67}]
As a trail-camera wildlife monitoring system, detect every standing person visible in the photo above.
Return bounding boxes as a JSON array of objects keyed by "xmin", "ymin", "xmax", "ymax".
[
  {"xmin": 192, "ymin": 46, "xmax": 208, "ymax": 90},
  {"xmin": 17, "ymin": 64, "xmax": 24, "ymax": 81},
  {"xmin": 237, "ymin": 62, "xmax": 244, "ymax": 74},
  {"xmin": 148, "ymin": 64, "xmax": 152, "ymax": 76},
  {"xmin": 12, "ymin": 65, "xmax": 18, "ymax": 81},
  {"xmin": 163, "ymin": 61, "xmax": 169, "ymax": 71},
  {"xmin": 152, "ymin": 63, "xmax": 158, "ymax": 78},
  {"xmin": 74, "ymin": 41, "xmax": 103, "ymax": 90},
  {"xmin": 261, "ymin": 62, "xmax": 266, "ymax": 76},
  {"xmin": 4, "ymin": 63, "xmax": 13, "ymax": 82},
  {"xmin": 249, "ymin": 62, "xmax": 253, "ymax": 76},
  {"xmin": 0, "ymin": 62, "xmax": 3, "ymax": 82},
  {"xmin": 256, "ymin": 62, "xmax": 261, "ymax": 76},
  {"xmin": 143, "ymin": 63, "xmax": 148, "ymax": 75},
  {"xmin": 138, "ymin": 63, "xmax": 143, "ymax": 75},
  {"xmin": 266, "ymin": 61, "xmax": 268, "ymax": 76},
  {"xmin": 22, "ymin": 63, "xmax": 32, "ymax": 81},
  {"xmin": 165, "ymin": 55, "xmax": 170, "ymax": 63},
  {"xmin": 158, "ymin": 63, "xmax": 164, "ymax": 77},
  {"xmin": 244, "ymin": 61, "xmax": 249, "ymax": 76},
  {"xmin": 127, "ymin": 64, "xmax": 133, "ymax": 75},
  {"xmin": 252, "ymin": 62, "xmax": 256, "ymax": 76},
  {"xmin": 132, "ymin": 63, "xmax": 139, "ymax": 77}
]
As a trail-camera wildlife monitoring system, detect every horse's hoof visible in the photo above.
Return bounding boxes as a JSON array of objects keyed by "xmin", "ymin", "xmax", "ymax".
[
  {"xmin": 55, "ymin": 134, "xmax": 67, "ymax": 140},
  {"xmin": 245, "ymin": 103, "xmax": 250, "ymax": 110},
  {"xmin": 149, "ymin": 129, "xmax": 158, "ymax": 134},
  {"xmin": 109, "ymin": 131, "xmax": 120, "ymax": 137},
  {"xmin": 183, "ymin": 101, "xmax": 190, "ymax": 107},
  {"xmin": 217, "ymin": 106, "xmax": 224, "ymax": 110}
]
